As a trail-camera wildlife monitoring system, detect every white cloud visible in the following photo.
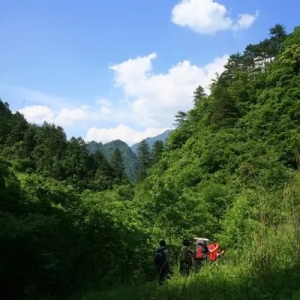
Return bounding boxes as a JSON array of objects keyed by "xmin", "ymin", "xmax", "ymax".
[
  {"xmin": 85, "ymin": 125, "xmax": 170, "ymax": 146},
  {"xmin": 171, "ymin": 0, "xmax": 259, "ymax": 34},
  {"xmin": 54, "ymin": 106, "xmax": 89, "ymax": 127},
  {"xmin": 15, "ymin": 51, "xmax": 229, "ymax": 145},
  {"xmin": 109, "ymin": 52, "xmax": 229, "ymax": 128},
  {"xmin": 17, "ymin": 97, "xmax": 129, "ymax": 129},
  {"xmin": 18, "ymin": 105, "xmax": 55, "ymax": 124},
  {"xmin": 235, "ymin": 13, "xmax": 259, "ymax": 30},
  {"xmin": 19, "ymin": 105, "xmax": 90, "ymax": 127},
  {"xmin": 110, "ymin": 53, "xmax": 157, "ymax": 96}
]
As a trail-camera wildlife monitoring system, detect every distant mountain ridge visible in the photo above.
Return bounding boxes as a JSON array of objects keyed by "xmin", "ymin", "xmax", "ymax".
[
  {"xmin": 130, "ymin": 129, "xmax": 173, "ymax": 154},
  {"xmin": 86, "ymin": 129, "xmax": 173, "ymax": 181},
  {"xmin": 86, "ymin": 139, "xmax": 138, "ymax": 181}
]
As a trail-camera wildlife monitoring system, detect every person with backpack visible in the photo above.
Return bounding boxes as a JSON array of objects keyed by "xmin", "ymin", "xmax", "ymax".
[
  {"xmin": 179, "ymin": 239, "xmax": 195, "ymax": 276},
  {"xmin": 194, "ymin": 241, "xmax": 217, "ymax": 272},
  {"xmin": 207, "ymin": 242, "xmax": 219, "ymax": 262},
  {"xmin": 207, "ymin": 242, "xmax": 225, "ymax": 262},
  {"xmin": 153, "ymin": 240, "xmax": 171, "ymax": 285}
]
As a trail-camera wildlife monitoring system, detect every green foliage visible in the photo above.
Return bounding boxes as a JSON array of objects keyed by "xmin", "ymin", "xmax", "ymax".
[
  {"xmin": 110, "ymin": 148, "xmax": 126, "ymax": 182},
  {"xmin": 208, "ymin": 85, "xmax": 239, "ymax": 128},
  {"xmin": 0, "ymin": 157, "xmax": 151, "ymax": 299},
  {"xmin": 2, "ymin": 24, "xmax": 300, "ymax": 300},
  {"xmin": 0, "ymin": 111, "xmax": 122, "ymax": 191},
  {"xmin": 136, "ymin": 139, "xmax": 152, "ymax": 181},
  {"xmin": 130, "ymin": 130, "xmax": 172, "ymax": 155},
  {"xmin": 150, "ymin": 140, "xmax": 164, "ymax": 164},
  {"xmin": 86, "ymin": 139, "xmax": 138, "ymax": 181}
]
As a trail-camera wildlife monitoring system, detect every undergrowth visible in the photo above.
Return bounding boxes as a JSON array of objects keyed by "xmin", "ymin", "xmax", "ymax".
[
  {"xmin": 78, "ymin": 219, "xmax": 300, "ymax": 300},
  {"xmin": 79, "ymin": 262, "xmax": 300, "ymax": 300}
]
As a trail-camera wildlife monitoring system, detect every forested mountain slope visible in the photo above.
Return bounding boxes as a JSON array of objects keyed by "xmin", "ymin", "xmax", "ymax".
[
  {"xmin": 1, "ymin": 24, "xmax": 300, "ymax": 300},
  {"xmin": 130, "ymin": 129, "xmax": 173, "ymax": 154},
  {"xmin": 106, "ymin": 24, "xmax": 300, "ymax": 299},
  {"xmin": 0, "ymin": 104, "xmax": 131, "ymax": 190},
  {"xmin": 86, "ymin": 139, "xmax": 138, "ymax": 181},
  {"xmin": 86, "ymin": 129, "xmax": 172, "ymax": 181},
  {"xmin": 132, "ymin": 24, "xmax": 300, "ymax": 245}
]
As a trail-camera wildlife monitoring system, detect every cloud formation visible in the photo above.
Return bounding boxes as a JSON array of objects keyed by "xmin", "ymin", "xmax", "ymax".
[
  {"xmin": 18, "ymin": 98, "xmax": 127, "ymax": 128},
  {"xmin": 109, "ymin": 52, "xmax": 229, "ymax": 128},
  {"xmin": 85, "ymin": 125, "xmax": 170, "ymax": 146},
  {"xmin": 171, "ymin": 0, "xmax": 259, "ymax": 34},
  {"xmin": 17, "ymin": 52, "xmax": 229, "ymax": 145},
  {"xmin": 19, "ymin": 105, "xmax": 90, "ymax": 128}
]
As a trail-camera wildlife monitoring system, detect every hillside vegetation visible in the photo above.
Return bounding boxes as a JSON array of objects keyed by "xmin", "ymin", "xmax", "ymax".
[
  {"xmin": 1, "ymin": 24, "xmax": 300, "ymax": 300},
  {"xmin": 130, "ymin": 129, "xmax": 172, "ymax": 154},
  {"xmin": 86, "ymin": 139, "xmax": 139, "ymax": 181},
  {"xmin": 86, "ymin": 132, "xmax": 171, "ymax": 182}
]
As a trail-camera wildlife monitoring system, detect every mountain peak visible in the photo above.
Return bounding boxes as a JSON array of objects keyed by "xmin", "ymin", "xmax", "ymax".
[{"xmin": 130, "ymin": 129, "xmax": 173, "ymax": 154}]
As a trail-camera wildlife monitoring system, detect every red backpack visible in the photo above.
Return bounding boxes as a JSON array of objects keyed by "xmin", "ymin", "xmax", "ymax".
[{"xmin": 195, "ymin": 245, "xmax": 205, "ymax": 259}]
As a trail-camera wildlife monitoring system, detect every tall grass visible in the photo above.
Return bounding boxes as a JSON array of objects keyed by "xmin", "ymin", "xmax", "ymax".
[
  {"xmin": 79, "ymin": 222, "xmax": 300, "ymax": 300},
  {"xmin": 78, "ymin": 180, "xmax": 300, "ymax": 300}
]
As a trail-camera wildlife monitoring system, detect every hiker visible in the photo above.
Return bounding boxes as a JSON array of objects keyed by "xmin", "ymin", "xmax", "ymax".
[
  {"xmin": 153, "ymin": 240, "xmax": 171, "ymax": 285},
  {"xmin": 179, "ymin": 239, "xmax": 194, "ymax": 276},
  {"xmin": 194, "ymin": 241, "xmax": 218, "ymax": 271},
  {"xmin": 207, "ymin": 242, "xmax": 224, "ymax": 262}
]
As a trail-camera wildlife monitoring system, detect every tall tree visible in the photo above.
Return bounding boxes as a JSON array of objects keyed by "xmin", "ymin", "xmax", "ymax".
[
  {"xmin": 110, "ymin": 148, "xmax": 126, "ymax": 180},
  {"xmin": 5, "ymin": 112, "xmax": 29, "ymax": 147},
  {"xmin": 269, "ymin": 23, "xmax": 287, "ymax": 56},
  {"xmin": 92, "ymin": 150, "xmax": 116, "ymax": 190},
  {"xmin": 0, "ymin": 100, "xmax": 12, "ymax": 148},
  {"xmin": 173, "ymin": 110, "xmax": 188, "ymax": 127},
  {"xmin": 193, "ymin": 85, "xmax": 206, "ymax": 106},
  {"xmin": 136, "ymin": 140, "xmax": 151, "ymax": 181},
  {"xmin": 32, "ymin": 122, "xmax": 67, "ymax": 178},
  {"xmin": 151, "ymin": 141, "xmax": 164, "ymax": 164},
  {"xmin": 209, "ymin": 86, "xmax": 239, "ymax": 128},
  {"xmin": 62, "ymin": 137, "xmax": 90, "ymax": 189}
]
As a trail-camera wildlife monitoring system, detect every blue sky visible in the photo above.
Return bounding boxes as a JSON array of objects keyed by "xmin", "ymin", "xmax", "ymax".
[{"xmin": 1, "ymin": 0, "xmax": 299, "ymax": 145}]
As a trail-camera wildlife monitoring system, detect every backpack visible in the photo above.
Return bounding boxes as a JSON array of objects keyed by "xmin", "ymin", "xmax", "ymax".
[
  {"xmin": 179, "ymin": 246, "xmax": 193, "ymax": 264},
  {"xmin": 154, "ymin": 247, "xmax": 166, "ymax": 267},
  {"xmin": 195, "ymin": 245, "xmax": 205, "ymax": 260}
]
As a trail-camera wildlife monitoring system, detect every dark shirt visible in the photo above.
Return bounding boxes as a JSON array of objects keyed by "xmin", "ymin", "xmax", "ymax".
[{"xmin": 153, "ymin": 246, "xmax": 170, "ymax": 265}]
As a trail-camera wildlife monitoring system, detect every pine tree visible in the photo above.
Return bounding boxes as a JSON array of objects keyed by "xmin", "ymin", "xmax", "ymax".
[
  {"xmin": 110, "ymin": 148, "xmax": 126, "ymax": 179},
  {"xmin": 136, "ymin": 139, "xmax": 151, "ymax": 181},
  {"xmin": 151, "ymin": 141, "xmax": 164, "ymax": 164}
]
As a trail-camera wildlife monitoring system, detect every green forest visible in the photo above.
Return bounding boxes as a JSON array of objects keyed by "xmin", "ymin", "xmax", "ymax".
[{"xmin": 1, "ymin": 24, "xmax": 300, "ymax": 300}]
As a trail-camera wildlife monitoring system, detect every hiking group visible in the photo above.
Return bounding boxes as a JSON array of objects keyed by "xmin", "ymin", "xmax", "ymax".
[{"xmin": 153, "ymin": 238, "xmax": 225, "ymax": 285}]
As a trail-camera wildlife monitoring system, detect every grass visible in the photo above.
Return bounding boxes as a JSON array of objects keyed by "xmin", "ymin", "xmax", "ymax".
[
  {"xmin": 75, "ymin": 169, "xmax": 300, "ymax": 300},
  {"xmin": 77, "ymin": 219, "xmax": 300, "ymax": 300},
  {"xmin": 78, "ymin": 260, "xmax": 300, "ymax": 300}
]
